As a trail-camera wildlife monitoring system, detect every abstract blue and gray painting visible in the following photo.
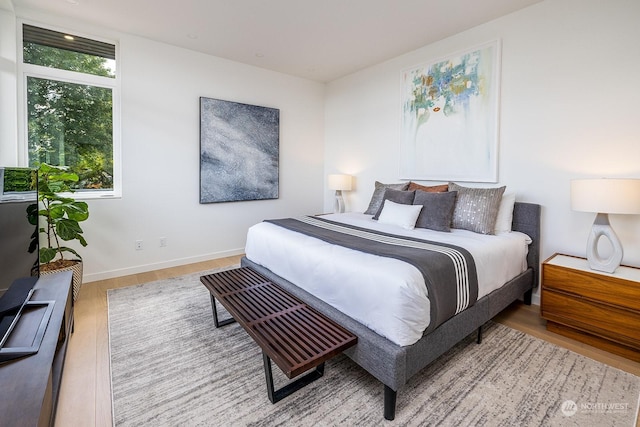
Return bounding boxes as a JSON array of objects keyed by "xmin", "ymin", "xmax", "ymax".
[{"xmin": 200, "ymin": 97, "xmax": 279, "ymax": 203}]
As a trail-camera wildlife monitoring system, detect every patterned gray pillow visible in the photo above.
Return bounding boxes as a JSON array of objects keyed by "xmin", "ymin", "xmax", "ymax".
[
  {"xmin": 364, "ymin": 181, "xmax": 410, "ymax": 215},
  {"xmin": 448, "ymin": 183, "xmax": 506, "ymax": 235}
]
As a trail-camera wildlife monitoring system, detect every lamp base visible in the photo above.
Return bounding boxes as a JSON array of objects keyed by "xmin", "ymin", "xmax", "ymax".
[
  {"xmin": 586, "ymin": 213, "xmax": 623, "ymax": 273},
  {"xmin": 334, "ymin": 190, "xmax": 345, "ymax": 213}
]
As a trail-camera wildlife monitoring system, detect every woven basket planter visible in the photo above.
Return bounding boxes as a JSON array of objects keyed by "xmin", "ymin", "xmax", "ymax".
[{"xmin": 40, "ymin": 260, "xmax": 83, "ymax": 301}]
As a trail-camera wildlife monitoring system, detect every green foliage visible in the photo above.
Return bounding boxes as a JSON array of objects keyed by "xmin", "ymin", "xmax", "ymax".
[
  {"xmin": 2, "ymin": 168, "xmax": 37, "ymax": 192},
  {"xmin": 29, "ymin": 163, "xmax": 90, "ymax": 265},
  {"xmin": 25, "ymin": 42, "xmax": 114, "ymax": 191},
  {"xmin": 23, "ymin": 41, "xmax": 114, "ymax": 77}
]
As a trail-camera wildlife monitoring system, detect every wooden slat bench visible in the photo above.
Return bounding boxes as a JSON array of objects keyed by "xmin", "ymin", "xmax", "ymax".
[{"xmin": 200, "ymin": 267, "xmax": 357, "ymax": 403}]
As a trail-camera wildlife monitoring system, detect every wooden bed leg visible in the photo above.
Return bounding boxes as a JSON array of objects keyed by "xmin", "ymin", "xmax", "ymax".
[
  {"xmin": 384, "ymin": 385, "xmax": 397, "ymax": 421},
  {"xmin": 477, "ymin": 325, "xmax": 483, "ymax": 344},
  {"xmin": 524, "ymin": 289, "xmax": 533, "ymax": 305}
]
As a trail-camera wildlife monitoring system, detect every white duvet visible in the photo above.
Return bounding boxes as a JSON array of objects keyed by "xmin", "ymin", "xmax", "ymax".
[{"xmin": 245, "ymin": 212, "xmax": 531, "ymax": 347}]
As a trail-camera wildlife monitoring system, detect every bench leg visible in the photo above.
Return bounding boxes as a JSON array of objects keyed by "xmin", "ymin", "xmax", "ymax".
[
  {"xmin": 262, "ymin": 352, "xmax": 324, "ymax": 403},
  {"xmin": 384, "ymin": 385, "xmax": 397, "ymax": 420},
  {"xmin": 210, "ymin": 294, "xmax": 236, "ymax": 328},
  {"xmin": 477, "ymin": 324, "xmax": 483, "ymax": 344}
]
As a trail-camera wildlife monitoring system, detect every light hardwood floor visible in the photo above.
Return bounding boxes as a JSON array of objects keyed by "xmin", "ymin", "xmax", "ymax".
[{"xmin": 55, "ymin": 256, "xmax": 640, "ymax": 426}]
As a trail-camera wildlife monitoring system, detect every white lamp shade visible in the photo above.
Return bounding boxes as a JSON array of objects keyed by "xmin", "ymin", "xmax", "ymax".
[
  {"xmin": 571, "ymin": 178, "xmax": 640, "ymax": 214},
  {"xmin": 328, "ymin": 174, "xmax": 352, "ymax": 191}
]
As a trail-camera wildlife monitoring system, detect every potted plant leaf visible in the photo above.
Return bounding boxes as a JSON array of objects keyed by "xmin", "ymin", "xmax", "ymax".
[{"xmin": 28, "ymin": 163, "xmax": 89, "ymax": 300}]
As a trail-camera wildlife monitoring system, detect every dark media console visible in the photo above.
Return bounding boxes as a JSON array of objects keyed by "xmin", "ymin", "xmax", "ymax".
[{"xmin": 0, "ymin": 270, "xmax": 73, "ymax": 427}]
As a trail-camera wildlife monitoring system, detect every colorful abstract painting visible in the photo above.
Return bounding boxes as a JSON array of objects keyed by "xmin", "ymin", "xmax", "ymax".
[
  {"xmin": 200, "ymin": 97, "xmax": 279, "ymax": 203},
  {"xmin": 400, "ymin": 41, "xmax": 500, "ymax": 182}
]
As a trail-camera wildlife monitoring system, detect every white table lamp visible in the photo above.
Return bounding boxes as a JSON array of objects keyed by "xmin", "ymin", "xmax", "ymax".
[
  {"xmin": 571, "ymin": 178, "xmax": 640, "ymax": 273},
  {"xmin": 328, "ymin": 174, "xmax": 352, "ymax": 213}
]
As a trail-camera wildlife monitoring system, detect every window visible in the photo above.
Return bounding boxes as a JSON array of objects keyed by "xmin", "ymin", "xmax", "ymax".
[{"xmin": 20, "ymin": 24, "xmax": 120, "ymax": 196}]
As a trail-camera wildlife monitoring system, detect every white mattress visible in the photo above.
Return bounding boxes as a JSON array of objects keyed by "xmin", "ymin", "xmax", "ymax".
[{"xmin": 245, "ymin": 212, "xmax": 531, "ymax": 347}]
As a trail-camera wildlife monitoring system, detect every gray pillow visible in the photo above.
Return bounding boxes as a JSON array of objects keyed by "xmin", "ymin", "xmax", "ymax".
[
  {"xmin": 412, "ymin": 190, "xmax": 457, "ymax": 232},
  {"xmin": 373, "ymin": 189, "xmax": 416, "ymax": 220},
  {"xmin": 364, "ymin": 181, "xmax": 410, "ymax": 215},
  {"xmin": 448, "ymin": 183, "xmax": 506, "ymax": 235}
]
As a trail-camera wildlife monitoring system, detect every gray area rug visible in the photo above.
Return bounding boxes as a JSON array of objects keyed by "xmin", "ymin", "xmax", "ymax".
[{"xmin": 108, "ymin": 268, "xmax": 640, "ymax": 426}]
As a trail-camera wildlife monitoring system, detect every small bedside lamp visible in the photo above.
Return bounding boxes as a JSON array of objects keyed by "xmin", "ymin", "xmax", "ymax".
[
  {"xmin": 328, "ymin": 174, "xmax": 352, "ymax": 213},
  {"xmin": 571, "ymin": 178, "xmax": 640, "ymax": 273}
]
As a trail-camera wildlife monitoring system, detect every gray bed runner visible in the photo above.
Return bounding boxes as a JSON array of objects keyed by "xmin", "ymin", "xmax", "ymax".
[{"xmin": 265, "ymin": 216, "xmax": 478, "ymax": 333}]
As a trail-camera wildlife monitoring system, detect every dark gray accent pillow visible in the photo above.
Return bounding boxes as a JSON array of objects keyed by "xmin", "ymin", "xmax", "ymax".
[
  {"xmin": 412, "ymin": 190, "xmax": 457, "ymax": 232},
  {"xmin": 373, "ymin": 189, "xmax": 416, "ymax": 220},
  {"xmin": 364, "ymin": 181, "xmax": 410, "ymax": 215},
  {"xmin": 448, "ymin": 183, "xmax": 506, "ymax": 234}
]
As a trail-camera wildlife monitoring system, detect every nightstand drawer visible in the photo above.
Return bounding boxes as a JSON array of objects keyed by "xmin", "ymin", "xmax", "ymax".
[
  {"xmin": 543, "ymin": 262, "xmax": 640, "ymax": 311},
  {"xmin": 542, "ymin": 290, "xmax": 640, "ymax": 349}
]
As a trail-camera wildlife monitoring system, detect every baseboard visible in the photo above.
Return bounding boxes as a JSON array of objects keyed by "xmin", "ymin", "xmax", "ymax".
[
  {"xmin": 531, "ymin": 291, "xmax": 541, "ymax": 306},
  {"xmin": 82, "ymin": 248, "xmax": 244, "ymax": 283}
]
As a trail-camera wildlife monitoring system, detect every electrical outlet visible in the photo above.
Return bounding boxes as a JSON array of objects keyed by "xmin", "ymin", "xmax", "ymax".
[
  {"xmin": 160, "ymin": 237, "xmax": 167, "ymax": 247},
  {"xmin": 135, "ymin": 240, "xmax": 143, "ymax": 250}
]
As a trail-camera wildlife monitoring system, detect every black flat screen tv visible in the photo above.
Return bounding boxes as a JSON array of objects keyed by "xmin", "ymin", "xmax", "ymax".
[
  {"xmin": 0, "ymin": 167, "xmax": 39, "ymax": 345},
  {"xmin": 0, "ymin": 167, "xmax": 39, "ymax": 290}
]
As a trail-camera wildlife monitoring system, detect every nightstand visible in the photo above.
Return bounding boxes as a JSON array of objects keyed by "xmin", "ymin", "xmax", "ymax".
[{"xmin": 541, "ymin": 253, "xmax": 640, "ymax": 362}]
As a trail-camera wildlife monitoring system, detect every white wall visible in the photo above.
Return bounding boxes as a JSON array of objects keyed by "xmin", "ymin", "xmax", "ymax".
[
  {"xmin": 2, "ymin": 11, "xmax": 326, "ymax": 282},
  {"xmin": 324, "ymin": 0, "xmax": 640, "ymax": 303},
  {"xmin": 0, "ymin": 8, "xmax": 17, "ymax": 162}
]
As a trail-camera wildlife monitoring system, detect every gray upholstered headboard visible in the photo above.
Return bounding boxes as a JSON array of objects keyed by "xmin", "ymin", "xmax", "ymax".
[{"xmin": 512, "ymin": 202, "xmax": 541, "ymax": 288}]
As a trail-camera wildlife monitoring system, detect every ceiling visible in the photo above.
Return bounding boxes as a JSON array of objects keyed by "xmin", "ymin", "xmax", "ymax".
[{"xmin": 9, "ymin": 0, "xmax": 542, "ymax": 82}]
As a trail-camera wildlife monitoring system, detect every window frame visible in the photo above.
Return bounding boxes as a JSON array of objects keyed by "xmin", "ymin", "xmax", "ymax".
[{"xmin": 17, "ymin": 20, "xmax": 122, "ymax": 199}]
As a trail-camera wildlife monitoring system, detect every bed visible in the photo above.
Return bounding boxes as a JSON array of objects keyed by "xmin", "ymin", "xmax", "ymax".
[{"xmin": 241, "ymin": 199, "xmax": 541, "ymax": 420}]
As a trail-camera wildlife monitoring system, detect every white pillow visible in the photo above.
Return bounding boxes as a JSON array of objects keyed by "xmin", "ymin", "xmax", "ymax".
[
  {"xmin": 377, "ymin": 200, "xmax": 423, "ymax": 230},
  {"xmin": 494, "ymin": 192, "xmax": 516, "ymax": 233}
]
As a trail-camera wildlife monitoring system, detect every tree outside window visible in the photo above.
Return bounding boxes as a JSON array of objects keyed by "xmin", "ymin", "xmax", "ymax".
[{"xmin": 22, "ymin": 24, "xmax": 118, "ymax": 194}]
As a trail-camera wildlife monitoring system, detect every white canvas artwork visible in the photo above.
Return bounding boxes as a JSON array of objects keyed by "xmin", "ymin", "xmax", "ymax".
[{"xmin": 400, "ymin": 41, "xmax": 501, "ymax": 182}]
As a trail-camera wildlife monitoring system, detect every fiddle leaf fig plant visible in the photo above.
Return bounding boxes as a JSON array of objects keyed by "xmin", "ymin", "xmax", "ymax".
[{"xmin": 28, "ymin": 163, "xmax": 89, "ymax": 269}]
